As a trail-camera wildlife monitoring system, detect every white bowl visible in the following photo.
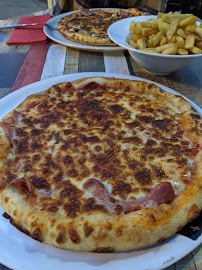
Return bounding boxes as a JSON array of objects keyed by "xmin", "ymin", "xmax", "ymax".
[{"xmin": 108, "ymin": 16, "xmax": 202, "ymax": 75}]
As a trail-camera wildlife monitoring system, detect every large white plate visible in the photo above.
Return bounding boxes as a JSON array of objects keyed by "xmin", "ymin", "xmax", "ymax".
[
  {"xmin": 0, "ymin": 72, "xmax": 201, "ymax": 270},
  {"xmin": 43, "ymin": 10, "xmax": 125, "ymax": 52}
]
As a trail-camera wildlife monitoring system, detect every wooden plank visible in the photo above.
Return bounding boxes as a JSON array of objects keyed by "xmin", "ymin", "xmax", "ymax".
[
  {"xmin": 192, "ymin": 244, "xmax": 202, "ymax": 270},
  {"xmin": 78, "ymin": 51, "xmax": 105, "ymax": 72},
  {"xmin": 11, "ymin": 43, "xmax": 49, "ymax": 92},
  {"xmin": 0, "ymin": 32, "xmax": 7, "ymax": 44},
  {"xmin": 0, "ymin": 88, "xmax": 10, "ymax": 99},
  {"xmin": 164, "ymin": 264, "xmax": 176, "ymax": 270},
  {"xmin": 40, "ymin": 44, "xmax": 66, "ymax": 80},
  {"xmin": 175, "ymin": 253, "xmax": 196, "ymax": 270},
  {"xmin": 64, "ymin": 47, "xmax": 79, "ymax": 74},
  {"xmin": 129, "ymin": 55, "xmax": 169, "ymax": 86},
  {"xmin": 104, "ymin": 51, "xmax": 130, "ymax": 75},
  {"xmin": 164, "ymin": 59, "xmax": 202, "ymax": 108},
  {"xmin": 0, "ymin": 53, "xmax": 27, "ymax": 88}
]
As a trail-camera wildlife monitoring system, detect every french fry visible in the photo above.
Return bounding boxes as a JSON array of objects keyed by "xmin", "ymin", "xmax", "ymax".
[
  {"xmin": 158, "ymin": 21, "xmax": 169, "ymax": 34},
  {"xmin": 186, "ymin": 25, "xmax": 196, "ymax": 32},
  {"xmin": 179, "ymin": 15, "xmax": 198, "ymax": 28},
  {"xmin": 136, "ymin": 22, "xmax": 142, "ymax": 28},
  {"xmin": 160, "ymin": 36, "xmax": 167, "ymax": 46},
  {"xmin": 141, "ymin": 27, "xmax": 153, "ymax": 35},
  {"xmin": 162, "ymin": 13, "xmax": 173, "ymax": 24},
  {"xmin": 194, "ymin": 34, "xmax": 201, "ymax": 41},
  {"xmin": 166, "ymin": 17, "xmax": 180, "ymax": 40},
  {"xmin": 140, "ymin": 48, "xmax": 157, "ymax": 53},
  {"xmin": 177, "ymin": 28, "xmax": 186, "ymax": 39},
  {"xmin": 155, "ymin": 43, "xmax": 173, "ymax": 52},
  {"xmin": 130, "ymin": 27, "xmax": 142, "ymax": 34},
  {"xmin": 176, "ymin": 36, "xmax": 185, "ymax": 48},
  {"xmin": 143, "ymin": 28, "xmax": 158, "ymax": 37},
  {"xmin": 129, "ymin": 21, "xmax": 136, "ymax": 33},
  {"xmin": 157, "ymin": 12, "xmax": 163, "ymax": 19},
  {"xmin": 195, "ymin": 26, "xmax": 202, "ymax": 38},
  {"xmin": 161, "ymin": 43, "xmax": 178, "ymax": 54},
  {"xmin": 196, "ymin": 41, "xmax": 202, "ymax": 49},
  {"xmin": 141, "ymin": 19, "xmax": 159, "ymax": 29},
  {"xmin": 151, "ymin": 31, "xmax": 164, "ymax": 46},
  {"xmin": 128, "ymin": 39, "xmax": 137, "ymax": 49},
  {"xmin": 189, "ymin": 46, "xmax": 202, "ymax": 54},
  {"xmin": 168, "ymin": 35, "xmax": 177, "ymax": 43},
  {"xmin": 184, "ymin": 34, "xmax": 195, "ymax": 49},
  {"xmin": 133, "ymin": 34, "xmax": 140, "ymax": 42},
  {"xmin": 178, "ymin": 48, "xmax": 188, "ymax": 55},
  {"xmin": 176, "ymin": 14, "xmax": 192, "ymax": 20},
  {"xmin": 137, "ymin": 38, "xmax": 147, "ymax": 49}
]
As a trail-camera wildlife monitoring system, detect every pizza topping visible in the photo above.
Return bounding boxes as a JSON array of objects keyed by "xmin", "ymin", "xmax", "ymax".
[
  {"xmin": 80, "ymin": 9, "xmax": 90, "ymax": 15},
  {"xmin": 83, "ymin": 178, "xmax": 175, "ymax": 214},
  {"xmin": 57, "ymin": 9, "xmax": 143, "ymax": 46},
  {"xmin": 120, "ymin": 9, "xmax": 132, "ymax": 16}
]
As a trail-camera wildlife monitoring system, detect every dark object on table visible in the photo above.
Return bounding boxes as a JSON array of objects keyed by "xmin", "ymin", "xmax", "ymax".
[{"xmin": 165, "ymin": 0, "xmax": 202, "ymax": 19}]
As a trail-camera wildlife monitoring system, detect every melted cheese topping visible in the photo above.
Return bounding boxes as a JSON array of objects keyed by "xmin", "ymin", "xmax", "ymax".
[
  {"xmin": 64, "ymin": 10, "xmax": 132, "ymax": 42},
  {"xmin": 2, "ymin": 80, "xmax": 199, "ymax": 218}
]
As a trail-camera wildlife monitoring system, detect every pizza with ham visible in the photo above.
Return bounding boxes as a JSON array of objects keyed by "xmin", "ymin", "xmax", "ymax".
[
  {"xmin": 0, "ymin": 77, "xmax": 201, "ymax": 252},
  {"xmin": 57, "ymin": 8, "xmax": 144, "ymax": 46}
]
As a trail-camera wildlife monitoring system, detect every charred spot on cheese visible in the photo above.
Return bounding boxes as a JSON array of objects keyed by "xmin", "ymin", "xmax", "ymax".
[
  {"xmin": 112, "ymin": 180, "xmax": 132, "ymax": 198},
  {"xmin": 30, "ymin": 176, "xmax": 49, "ymax": 189},
  {"xmin": 59, "ymin": 181, "xmax": 81, "ymax": 199},
  {"xmin": 83, "ymin": 222, "xmax": 94, "ymax": 237},
  {"xmin": 135, "ymin": 169, "xmax": 151, "ymax": 185},
  {"xmin": 16, "ymin": 138, "xmax": 28, "ymax": 153},
  {"xmin": 32, "ymin": 227, "xmax": 42, "ymax": 242},
  {"xmin": 56, "ymin": 227, "xmax": 67, "ymax": 244},
  {"xmin": 153, "ymin": 118, "xmax": 171, "ymax": 132},
  {"xmin": 92, "ymin": 247, "xmax": 114, "ymax": 253},
  {"xmin": 85, "ymin": 198, "xmax": 107, "ymax": 213},
  {"xmin": 68, "ymin": 228, "xmax": 80, "ymax": 244},
  {"xmin": 63, "ymin": 198, "xmax": 81, "ymax": 218},
  {"xmin": 190, "ymin": 113, "xmax": 200, "ymax": 119},
  {"xmin": 5, "ymin": 172, "xmax": 16, "ymax": 183}
]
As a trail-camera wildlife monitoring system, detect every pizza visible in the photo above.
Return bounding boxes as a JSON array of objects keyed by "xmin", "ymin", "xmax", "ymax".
[
  {"xmin": 57, "ymin": 8, "xmax": 144, "ymax": 46},
  {"xmin": 0, "ymin": 77, "xmax": 201, "ymax": 253}
]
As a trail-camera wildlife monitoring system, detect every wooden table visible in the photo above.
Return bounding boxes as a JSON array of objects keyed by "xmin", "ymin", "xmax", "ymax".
[{"xmin": 0, "ymin": 11, "xmax": 201, "ymax": 270}]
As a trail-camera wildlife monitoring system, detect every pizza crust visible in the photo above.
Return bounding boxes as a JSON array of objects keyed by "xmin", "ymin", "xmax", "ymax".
[
  {"xmin": 0, "ymin": 77, "xmax": 201, "ymax": 252},
  {"xmin": 0, "ymin": 183, "xmax": 201, "ymax": 252}
]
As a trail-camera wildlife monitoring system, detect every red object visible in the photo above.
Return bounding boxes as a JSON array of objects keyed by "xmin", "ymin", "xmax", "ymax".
[
  {"xmin": 10, "ymin": 43, "xmax": 50, "ymax": 92},
  {"xmin": 7, "ymin": 14, "xmax": 51, "ymax": 45}
]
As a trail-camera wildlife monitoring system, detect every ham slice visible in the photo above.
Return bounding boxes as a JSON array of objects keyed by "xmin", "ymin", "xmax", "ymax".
[
  {"xmin": 0, "ymin": 110, "xmax": 23, "ymax": 145},
  {"xmin": 83, "ymin": 179, "xmax": 175, "ymax": 214},
  {"xmin": 0, "ymin": 122, "xmax": 16, "ymax": 146},
  {"xmin": 120, "ymin": 9, "xmax": 132, "ymax": 17},
  {"xmin": 80, "ymin": 9, "xmax": 90, "ymax": 15}
]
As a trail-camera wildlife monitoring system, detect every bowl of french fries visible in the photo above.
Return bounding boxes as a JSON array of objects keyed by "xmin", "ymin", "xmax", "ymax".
[{"xmin": 108, "ymin": 12, "xmax": 202, "ymax": 75}]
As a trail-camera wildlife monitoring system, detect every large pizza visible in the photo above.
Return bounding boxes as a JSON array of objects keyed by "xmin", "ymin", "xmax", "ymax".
[
  {"xmin": 0, "ymin": 77, "xmax": 201, "ymax": 253},
  {"xmin": 57, "ymin": 8, "xmax": 144, "ymax": 46}
]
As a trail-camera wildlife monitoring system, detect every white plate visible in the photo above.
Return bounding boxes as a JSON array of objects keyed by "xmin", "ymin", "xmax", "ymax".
[
  {"xmin": 0, "ymin": 72, "xmax": 201, "ymax": 270},
  {"xmin": 43, "ymin": 10, "xmax": 125, "ymax": 52}
]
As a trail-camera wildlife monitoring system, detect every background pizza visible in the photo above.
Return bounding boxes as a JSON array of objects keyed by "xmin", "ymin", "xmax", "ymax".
[{"xmin": 57, "ymin": 8, "xmax": 144, "ymax": 46}]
